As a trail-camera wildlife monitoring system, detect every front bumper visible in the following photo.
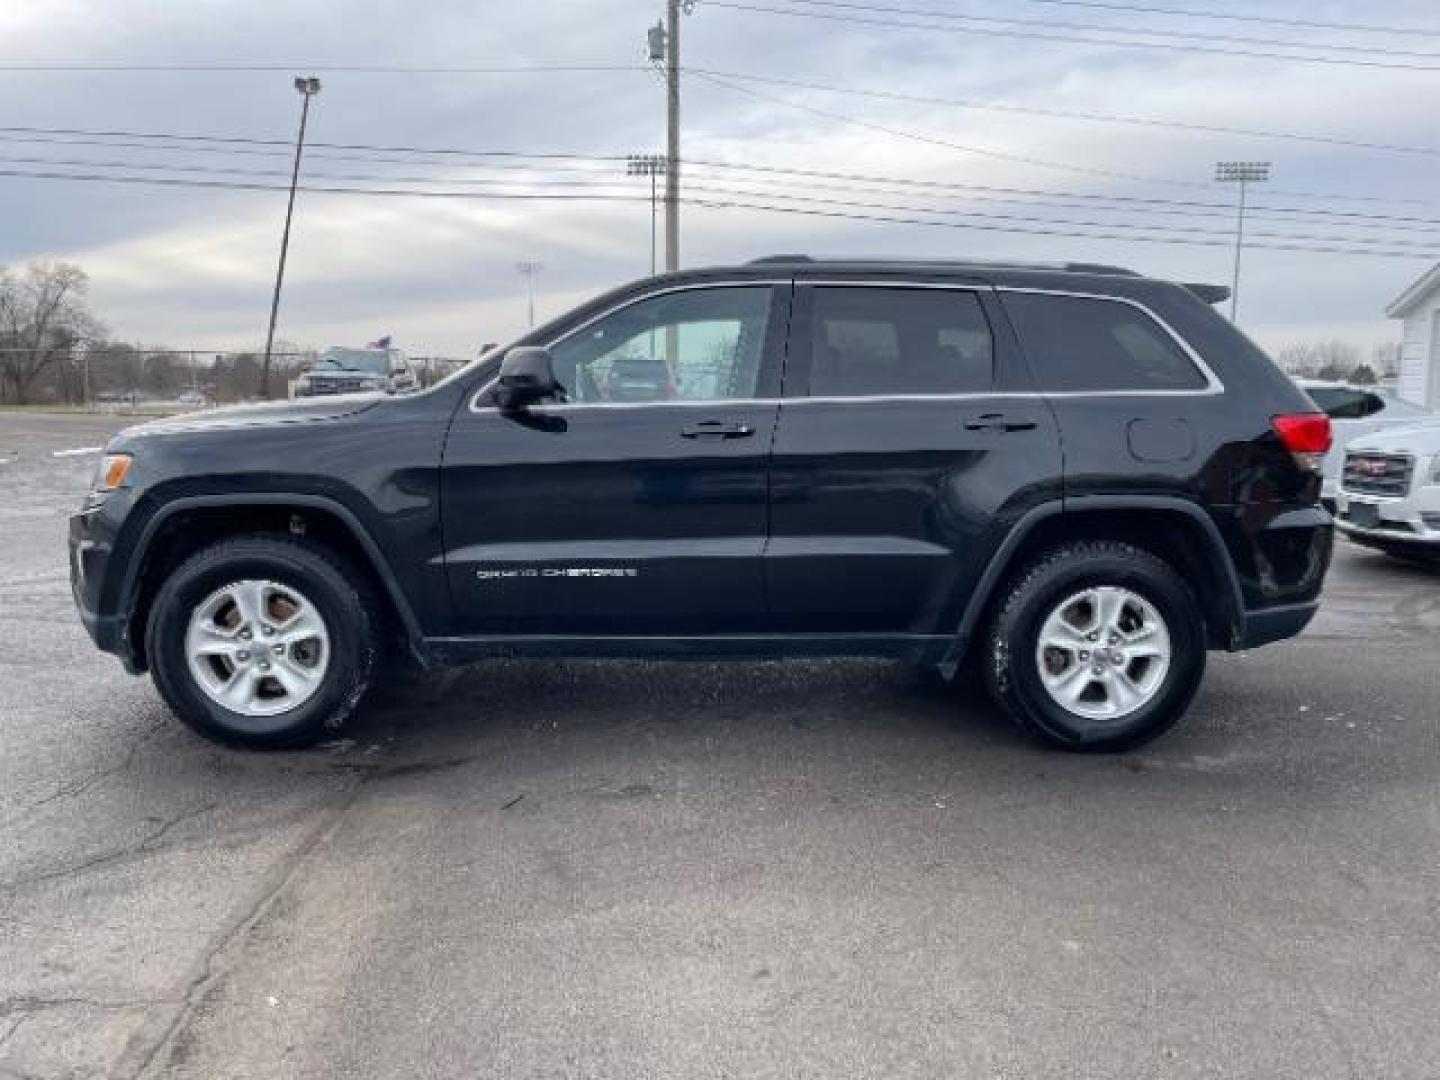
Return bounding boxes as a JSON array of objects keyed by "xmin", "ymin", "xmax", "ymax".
[
  {"xmin": 69, "ymin": 503, "xmax": 146, "ymax": 673},
  {"xmin": 1335, "ymin": 488, "xmax": 1440, "ymax": 549}
]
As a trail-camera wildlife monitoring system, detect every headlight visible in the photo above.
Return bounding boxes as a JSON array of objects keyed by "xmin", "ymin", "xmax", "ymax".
[{"xmin": 92, "ymin": 453, "xmax": 133, "ymax": 493}]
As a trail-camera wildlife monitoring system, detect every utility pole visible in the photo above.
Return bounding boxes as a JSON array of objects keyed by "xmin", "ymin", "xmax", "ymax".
[
  {"xmin": 1214, "ymin": 161, "xmax": 1270, "ymax": 322},
  {"xmin": 626, "ymin": 153, "xmax": 665, "ymax": 275},
  {"xmin": 648, "ymin": 3, "xmax": 687, "ymax": 272},
  {"xmin": 665, "ymin": 0, "xmax": 680, "ymax": 273},
  {"xmin": 515, "ymin": 261, "xmax": 544, "ymax": 327},
  {"xmin": 262, "ymin": 75, "xmax": 321, "ymax": 399}
]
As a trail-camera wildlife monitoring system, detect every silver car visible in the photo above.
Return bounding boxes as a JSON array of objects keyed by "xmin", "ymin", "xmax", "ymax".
[{"xmin": 1296, "ymin": 380, "xmax": 1438, "ymax": 510}]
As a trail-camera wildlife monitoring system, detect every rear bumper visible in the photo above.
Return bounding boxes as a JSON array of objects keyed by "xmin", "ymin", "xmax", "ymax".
[
  {"xmin": 1238, "ymin": 600, "xmax": 1320, "ymax": 649},
  {"xmin": 1211, "ymin": 503, "xmax": 1331, "ymax": 650}
]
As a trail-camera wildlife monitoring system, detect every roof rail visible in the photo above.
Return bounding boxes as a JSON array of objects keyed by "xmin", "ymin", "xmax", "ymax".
[{"xmin": 744, "ymin": 254, "xmax": 1136, "ymax": 275}]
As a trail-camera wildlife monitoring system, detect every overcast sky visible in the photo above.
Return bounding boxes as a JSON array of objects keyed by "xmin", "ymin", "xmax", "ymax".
[{"xmin": 2, "ymin": 0, "xmax": 1438, "ymax": 359}]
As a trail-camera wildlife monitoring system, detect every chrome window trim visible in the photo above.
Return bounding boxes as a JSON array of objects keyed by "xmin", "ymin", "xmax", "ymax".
[{"xmin": 467, "ymin": 278, "xmax": 1224, "ymax": 413}]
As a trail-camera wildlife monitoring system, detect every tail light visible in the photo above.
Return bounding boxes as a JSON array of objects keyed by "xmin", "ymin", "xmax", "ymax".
[{"xmin": 1272, "ymin": 413, "xmax": 1332, "ymax": 471}]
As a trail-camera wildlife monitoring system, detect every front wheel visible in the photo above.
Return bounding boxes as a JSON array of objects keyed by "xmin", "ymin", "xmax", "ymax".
[
  {"xmin": 146, "ymin": 535, "xmax": 381, "ymax": 748},
  {"xmin": 984, "ymin": 541, "xmax": 1206, "ymax": 752}
]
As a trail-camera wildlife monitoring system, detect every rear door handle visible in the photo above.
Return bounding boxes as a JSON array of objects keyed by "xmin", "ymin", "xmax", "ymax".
[
  {"xmin": 964, "ymin": 412, "xmax": 1038, "ymax": 433},
  {"xmin": 681, "ymin": 420, "xmax": 755, "ymax": 440}
]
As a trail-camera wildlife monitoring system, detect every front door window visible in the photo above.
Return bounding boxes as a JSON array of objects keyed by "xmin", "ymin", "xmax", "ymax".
[{"xmin": 548, "ymin": 286, "xmax": 773, "ymax": 404}]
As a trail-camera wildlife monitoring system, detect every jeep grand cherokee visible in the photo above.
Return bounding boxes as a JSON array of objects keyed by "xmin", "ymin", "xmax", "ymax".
[{"xmin": 70, "ymin": 257, "xmax": 1334, "ymax": 752}]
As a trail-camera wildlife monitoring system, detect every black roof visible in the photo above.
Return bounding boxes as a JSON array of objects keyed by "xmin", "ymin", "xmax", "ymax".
[{"xmin": 676, "ymin": 255, "xmax": 1229, "ymax": 305}]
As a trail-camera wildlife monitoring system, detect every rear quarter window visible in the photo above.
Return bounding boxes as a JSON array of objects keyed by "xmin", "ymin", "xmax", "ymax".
[{"xmin": 1003, "ymin": 292, "xmax": 1209, "ymax": 392}]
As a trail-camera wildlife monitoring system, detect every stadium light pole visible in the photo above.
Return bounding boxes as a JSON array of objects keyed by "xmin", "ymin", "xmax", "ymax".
[
  {"xmin": 626, "ymin": 153, "xmax": 665, "ymax": 276},
  {"xmin": 515, "ymin": 261, "xmax": 544, "ymax": 327},
  {"xmin": 261, "ymin": 76, "xmax": 321, "ymax": 399},
  {"xmin": 1214, "ymin": 161, "xmax": 1270, "ymax": 322}
]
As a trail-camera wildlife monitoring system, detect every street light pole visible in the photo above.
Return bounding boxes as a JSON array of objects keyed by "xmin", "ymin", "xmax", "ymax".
[
  {"xmin": 1214, "ymin": 160, "xmax": 1270, "ymax": 323},
  {"xmin": 261, "ymin": 75, "xmax": 321, "ymax": 399},
  {"xmin": 626, "ymin": 153, "xmax": 665, "ymax": 275},
  {"xmin": 515, "ymin": 261, "xmax": 543, "ymax": 327}
]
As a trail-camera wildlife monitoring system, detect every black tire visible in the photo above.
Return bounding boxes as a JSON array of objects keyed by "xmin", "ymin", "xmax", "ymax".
[
  {"xmin": 146, "ymin": 534, "xmax": 381, "ymax": 749},
  {"xmin": 984, "ymin": 541, "xmax": 1206, "ymax": 753}
]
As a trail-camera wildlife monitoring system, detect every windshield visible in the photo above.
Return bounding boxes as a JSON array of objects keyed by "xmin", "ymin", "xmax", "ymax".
[{"xmin": 316, "ymin": 348, "xmax": 390, "ymax": 374}]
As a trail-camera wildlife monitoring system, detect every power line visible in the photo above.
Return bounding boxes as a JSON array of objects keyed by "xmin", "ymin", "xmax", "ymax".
[
  {"xmin": 1, "ymin": 163, "xmax": 1434, "ymax": 260},
  {"xmin": 1012, "ymin": 0, "xmax": 1440, "ymax": 38},
  {"xmin": 701, "ymin": 0, "xmax": 1440, "ymax": 72},
  {"xmin": 686, "ymin": 193, "xmax": 1440, "ymax": 259},
  {"xmin": 6, "ymin": 128, "xmax": 1439, "ymax": 225},
  {"xmin": 0, "ymin": 61, "xmax": 647, "ymax": 74},
  {"xmin": 0, "ymin": 164, "xmax": 654, "ymax": 201},
  {"xmin": 684, "ymin": 180, "xmax": 1440, "ymax": 249},
  {"xmin": 757, "ymin": 0, "xmax": 1440, "ymax": 58},
  {"xmin": 7, "ymin": 119, "xmax": 1440, "ymax": 214},
  {"xmin": 0, "ymin": 154, "xmax": 643, "ymax": 189},
  {"xmin": 685, "ymin": 158, "xmax": 1440, "ymax": 227},
  {"xmin": 0, "ymin": 133, "xmax": 636, "ymax": 177},
  {"xmin": 692, "ymin": 68, "xmax": 1218, "ymax": 189},
  {"xmin": 0, "ymin": 124, "xmax": 628, "ymax": 163},
  {"xmin": 12, "ymin": 149, "xmax": 1440, "ymax": 237},
  {"xmin": 689, "ymin": 67, "xmax": 1440, "ymax": 159},
  {"xmin": 683, "ymin": 168, "xmax": 1440, "ymax": 234},
  {"xmin": 691, "ymin": 69, "xmax": 1440, "ymax": 208}
]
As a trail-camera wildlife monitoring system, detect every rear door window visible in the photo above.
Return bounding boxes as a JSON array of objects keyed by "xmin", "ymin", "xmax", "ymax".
[
  {"xmin": 1003, "ymin": 292, "xmax": 1208, "ymax": 392},
  {"xmin": 802, "ymin": 287, "xmax": 994, "ymax": 397}
]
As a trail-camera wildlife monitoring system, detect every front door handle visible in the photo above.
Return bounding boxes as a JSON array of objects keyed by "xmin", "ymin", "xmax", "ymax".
[
  {"xmin": 682, "ymin": 420, "xmax": 755, "ymax": 440},
  {"xmin": 964, "ymin": 412, "xmax": 1038, "ymax": 433}
]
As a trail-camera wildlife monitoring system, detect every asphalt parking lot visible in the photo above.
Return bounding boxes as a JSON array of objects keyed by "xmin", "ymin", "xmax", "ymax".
[{"xmin": 2, "ymin": 411, "xmax": 1439, "ymax": 1080}]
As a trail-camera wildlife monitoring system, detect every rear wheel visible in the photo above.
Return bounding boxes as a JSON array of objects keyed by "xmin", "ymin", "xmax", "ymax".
[
  {"xmin": 146, "ymin": 535, "xmax": 381, "ymax": 748},
  {"xmin": 984, "ymin": 541, "xmax": 1206, "ymax": 752}
]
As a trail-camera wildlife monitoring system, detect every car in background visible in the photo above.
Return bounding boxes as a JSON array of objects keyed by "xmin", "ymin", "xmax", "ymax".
[
  {"xmin": 1335, "ymin": 424, "xmax": 1440, "ymax": 565},
  {"xmin": 293, "ymin": 338, "xmax": 418, "ymax": 397},
  {"xmin": 1295, "ymin": 379, "xmax": 1438, "ymax": 510}
]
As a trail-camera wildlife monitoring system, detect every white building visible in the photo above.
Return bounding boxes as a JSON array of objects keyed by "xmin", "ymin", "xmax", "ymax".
[{"xmin": 1386, "ymin": 262, "xmax": 1440, "ymax": 409}]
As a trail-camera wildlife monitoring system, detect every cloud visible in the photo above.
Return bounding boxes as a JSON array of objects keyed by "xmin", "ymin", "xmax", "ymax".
[{"xmin": 0, "ymin": 0, "xmax": 1434, "ymax": 356}]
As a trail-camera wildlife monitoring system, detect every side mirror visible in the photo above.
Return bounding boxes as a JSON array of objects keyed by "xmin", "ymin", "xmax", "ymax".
[{"xmin": 496, "ymin": 346, "xmax": 560, "ymax": 411}]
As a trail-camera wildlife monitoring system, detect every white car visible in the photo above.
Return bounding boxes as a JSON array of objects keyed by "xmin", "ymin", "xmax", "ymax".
[
  {"xmin": 1335, "ymin": 424, "xmax": 1440, "ymax": 564},
  {"xmin": 1295, "ymin": 380, "xmax": 1437, "ymax": 509}
]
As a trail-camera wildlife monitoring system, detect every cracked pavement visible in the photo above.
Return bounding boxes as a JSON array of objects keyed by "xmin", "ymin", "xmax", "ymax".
[{"xmin": 2, "ymin": 411, "xmax": 1439, "ymax": 1079}]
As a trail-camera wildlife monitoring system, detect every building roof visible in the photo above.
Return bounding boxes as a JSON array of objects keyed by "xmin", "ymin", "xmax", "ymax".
[{"xmin": 1386, "ymin": 261, "xmax": 1440, "ymax": 319}]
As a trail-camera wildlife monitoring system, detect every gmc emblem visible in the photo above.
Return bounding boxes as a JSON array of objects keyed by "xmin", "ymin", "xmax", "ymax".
[{"xmin": 1353, "ymin": 458, "xmax": 1390, "ymax": 477}]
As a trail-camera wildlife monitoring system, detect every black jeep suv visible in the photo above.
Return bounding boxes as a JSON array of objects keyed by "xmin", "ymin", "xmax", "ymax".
[{"xmin": 70, "ymin": 257, "xmax": 1333, "ymax": 752}]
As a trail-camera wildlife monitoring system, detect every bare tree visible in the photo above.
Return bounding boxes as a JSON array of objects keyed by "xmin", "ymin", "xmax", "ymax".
[
  {"xmin": 0, "ymin": 262, "xmax": 104, "ymax": 404},
  {"xmin": 1275, "ymin": 344, "xmax": 1316, "ymax": 375}
]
